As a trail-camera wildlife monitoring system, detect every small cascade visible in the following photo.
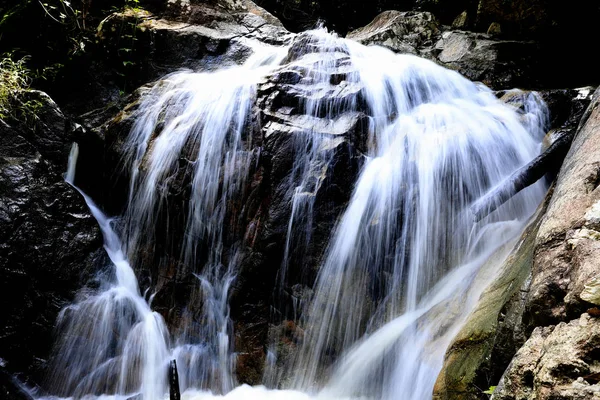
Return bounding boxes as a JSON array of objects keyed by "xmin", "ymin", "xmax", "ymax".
[
  {"xmin": 41, "ymin": 27, "xmax": 549, "ymax": 400},
  {"xmin": 121, "ymin": 42, "xmax": 288, "ymax": 394},
  {"xmin": 45, "ymin": 143, "xmax": 171, "ymax": 400}
]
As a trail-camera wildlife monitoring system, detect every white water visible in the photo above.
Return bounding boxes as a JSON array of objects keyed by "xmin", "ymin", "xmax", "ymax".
[
  {"xmin": 41, "ymin": 28, "xmax": 548, "ymax": 400},
  {"xmin": 45, "ymin": 143, "xmax": 170, "ymax": 399}
]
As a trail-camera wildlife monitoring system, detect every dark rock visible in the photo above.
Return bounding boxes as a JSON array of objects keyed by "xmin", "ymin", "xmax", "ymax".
[
  {"xmin": 413, "ymin": 0, "xmax": 474, "ymax": 25},
  {"xmin": 0, "ymin": 92, "xmax": 103, "ymax": 386},
  {"xmin": 64, "ymin": 0, "xmax": 291, "ymax": 115},
  {"xmin": 475, "ymin": 0, "xmax": 549, "ymax": 37},
  {"xmin": 0, "ymin": 366, "xmax": 34, "ymax": 400}
]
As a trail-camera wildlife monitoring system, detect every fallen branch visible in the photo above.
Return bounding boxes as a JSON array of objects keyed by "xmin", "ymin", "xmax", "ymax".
[
  {"xmin": 169, "ymin": 359, "xmax": 181, "ymax": 400},
  {"xmin": 470, "ymin": 129, "xmax": 575, "ymax": 221}
]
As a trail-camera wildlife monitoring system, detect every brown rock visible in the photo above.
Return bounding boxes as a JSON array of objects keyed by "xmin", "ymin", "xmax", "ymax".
[
  {"xmin": 527, "ymin": 88, "xmax": 600, "ymax": 326},
  {"xmin": 494, "ymin": 314, "xmax": 600, "ymax": 400},
  {"xmin": 487, "ymin": 22, "xmax": 501, "ymax": 36},
  {"xmin": 451, "ymin": 11, "xmax": 469, "ymax": 29}
]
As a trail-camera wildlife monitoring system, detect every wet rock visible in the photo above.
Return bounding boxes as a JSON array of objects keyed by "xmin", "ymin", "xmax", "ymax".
[
  {"xmin": 493, "ymin": 314, "xmax": 600, "ymax": 400},
  {"xmin": 92, "ymin": 31, "xmax": 369, "ymax": 383},
  {"xmin": 346, "ymin": 11, "xmax": 441, "ymax": 58},
  {"xmin": 434, "ymin": 31, "xmax": 540, "ymax": 89},
  {"xmin": 0, "ymin": 92, "xmax": 102, "ymax": 385}
]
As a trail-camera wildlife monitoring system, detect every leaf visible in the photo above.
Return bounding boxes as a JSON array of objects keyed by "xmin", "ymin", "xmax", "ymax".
[{"xmin": 483, "ymin": 386, "xmax": 496, "ymax": 395}]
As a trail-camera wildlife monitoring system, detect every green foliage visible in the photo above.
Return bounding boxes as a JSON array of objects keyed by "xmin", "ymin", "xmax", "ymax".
[
  {"xmin": 0, "ymin": 54, "xmax": 41, "ymax": 123},
  {"xmin": 483, "ymin": 385, "xmax": 497, "ymax": 395},
  {"xmin": 0, "ymin": 54, "xmax": 30, "ymax": 119}
]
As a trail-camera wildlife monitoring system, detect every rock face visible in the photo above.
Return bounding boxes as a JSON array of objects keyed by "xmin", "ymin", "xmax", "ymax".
[
  {"xmin": 528, "ymin": 89, "xmax": 600, "ymax": 327},
  {"xmin": 346, "ymin": 11, "xmax": 542, "ymax": 90},
  {"xmin": 67, "ymin": 0, "xmax": 291, "ymax": 115},
  {"xmin": 0, "ymin": 92, "xmax": 102, "ymax": 386},
  {"xmin": 493, "ymin": 314, "xmax": 600, "ymax": 400},
  {"xmin": 347, "ymin": 11, "xmax": 440, "ymax": 58},
  {"xmin": 434, "ymin": 31, "xmax": 538, "ymax": 88}
]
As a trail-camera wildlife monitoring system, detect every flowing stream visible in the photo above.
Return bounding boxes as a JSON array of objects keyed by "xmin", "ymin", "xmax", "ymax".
[{"xmin": 40, "ymin": 28, "xmax": 548, "ymax": 400}]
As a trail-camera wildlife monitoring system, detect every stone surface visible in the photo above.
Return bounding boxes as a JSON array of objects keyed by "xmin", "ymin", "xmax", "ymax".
[
  {"xmin": 65, "ymin": 0, "xmax": 291, "ymax": 115},
  {"xmin": 346, "ymin": 11, "xmax": 441, "ymax": 57},
  {"xmin": 434, "ymin": 31, "xmax": 539, "ymax": 89},
  {"xmin": 493, "ymin": 314, "xmax": 600, "ymax": 400},
  {"xmin": 0, "ymin": 92, "xmax": 102, "ymax": 386},
  {"xmin": 451, "ymin": 11, "xmax": 470, "ymax": 29},
  {"xmin": 92, "ymin": 31, "xmax": 367, "ymax": 382},
  {"xmin": 346, "ymin": 10, "xmax": 543, "ymax": 90},
  {"xmin": 527, "ymin": 88, "xmax": 600, "ymax": 326}
]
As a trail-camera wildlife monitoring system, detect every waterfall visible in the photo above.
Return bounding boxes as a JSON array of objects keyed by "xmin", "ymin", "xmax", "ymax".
[
  {"xmin": 286, "ymin": 39, "xmax": 547, "ymax": 395},
  {"xmin": 41, "ymin": 28, "xmax": 548, "ymax": 400}
]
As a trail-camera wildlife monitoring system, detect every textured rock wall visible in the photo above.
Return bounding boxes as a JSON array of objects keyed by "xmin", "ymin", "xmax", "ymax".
[{"xmin": 0, "ymin": 92, "xmax": 103, "ymax": 389}]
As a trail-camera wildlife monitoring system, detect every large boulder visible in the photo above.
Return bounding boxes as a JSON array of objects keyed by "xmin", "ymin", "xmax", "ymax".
[
  {"xmin": 346, "ymin": 11, "xmax": 441, "ymax": 58},
  {"xmin": 0, "ymin": 91, "xmax": 102, "ymax": 386},
  {"xmin": 65, "ymin": 0, "xmax": 291, "ymax": 115},
  {"xmin": 89, "ymin": 31, "xmax": 368, "ymax": 383},
  {"xmin": 527, "ymin": 88, "xmax": 600, "ymax": 327},
  {"xmin": 493, "ymin": 313, "xmax": 600, "ymax": 400},
  {"xmin": 434, "ymin": 31, "xmax": 540, "ymax": 89}
]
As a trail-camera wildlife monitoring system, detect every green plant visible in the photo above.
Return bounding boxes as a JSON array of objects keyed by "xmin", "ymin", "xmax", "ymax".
[
  {"xmin": 37, "ymin": 0, "xmax": 92, "ymax": 56},
  {"xmin": 483, "ymin": 385, "xmax": 497, "ymax": 395},
  {"xmin": 0, "ymin": 55, "xmax": 31, "ymax": 118},
  {"xmin": 0, "ymin": 54, "xmax": 42, "ymax": 123}
]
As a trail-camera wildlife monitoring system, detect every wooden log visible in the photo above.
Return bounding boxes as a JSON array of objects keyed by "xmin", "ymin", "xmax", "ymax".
[
  {"xmin": 169, "ymin": 359, "xmax": 181, "ymax": 400},
  {"xmin": 470, "ymin": 129, "xmax": 575, "ymax": 221}
]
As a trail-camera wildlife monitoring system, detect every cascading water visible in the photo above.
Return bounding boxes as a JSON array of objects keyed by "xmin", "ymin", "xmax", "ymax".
[
  {"xmin": 46, "ymin": 143, "xmax": 171, "ymax": 400},
  {"xmin": 41, "ymin": 27, "xmax": 548, "ymax": 400},
  {"xmin": 286, "ymin": 40, "xmax": 548, "ymax": 396}
]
